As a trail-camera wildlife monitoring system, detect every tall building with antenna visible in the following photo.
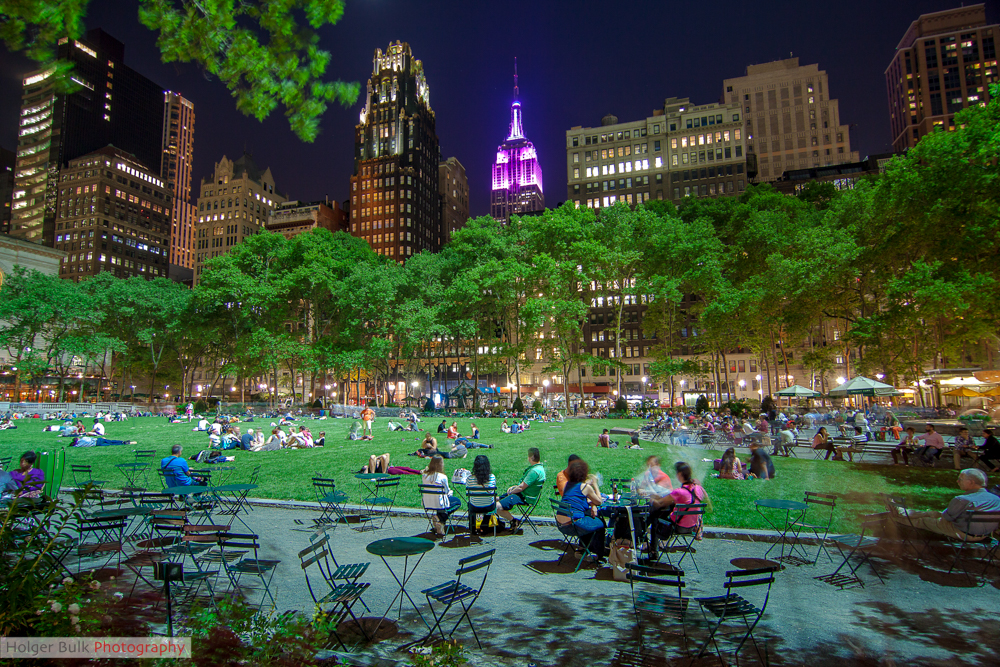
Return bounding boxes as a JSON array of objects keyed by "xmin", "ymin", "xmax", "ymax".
[{"xmin": 490, "ymin": 60, "xmax": 544, "ymax": 223}]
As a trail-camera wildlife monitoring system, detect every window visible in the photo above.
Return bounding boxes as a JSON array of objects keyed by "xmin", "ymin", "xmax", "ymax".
[
  {"xmin": 671, "ymin": 138, "xmax": 677, "ymax": 149},
  {"xmin": 573, "ymin": 153, "xmax": 579, "ymax": 163},
  {"xmin": 573, "ymin": 137, "xmax": 579, "ymax": 147}
]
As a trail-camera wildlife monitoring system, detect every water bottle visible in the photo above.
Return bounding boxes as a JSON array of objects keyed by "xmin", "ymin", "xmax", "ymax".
[{"xmin": 612, "ymin": 480, "xmax": 618, "ymax": 502}]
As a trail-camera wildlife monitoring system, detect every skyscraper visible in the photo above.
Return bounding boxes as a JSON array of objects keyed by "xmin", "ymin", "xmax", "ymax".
[
  {"xmin": 161, "ymin": 92, "xmax": 196, "ymax": 272},
  {"xmin": 192, "ymin": 152, "xmax": 285, "ymax": 283},
  {"xmin": 349, "ymin": 42, "xmax": 441, "ymax": 260},
  {"xmin": 439, "ymin": 157, "xmax": 469, "ymax": 244},
  {"xmin": 0, "ymin": 147, "xmax": 14, "ymax": 234},
  {"xmin": 723, "ymin": 58, "xmax": 858, "ymax": 182},
  {"xmin": 53, "ymin": 145, "xmax": 171, "ymax": 281},
  {"xmin": 886, "ymin": 4, "xmax": 997, "ymax": 153},
  {"xmin": 491, "ymin": 62, "xmax": 544, "ymax": 223},
  {"xmin": 11, "ymin": 29, "xmax": 165, "ymax": 244}
]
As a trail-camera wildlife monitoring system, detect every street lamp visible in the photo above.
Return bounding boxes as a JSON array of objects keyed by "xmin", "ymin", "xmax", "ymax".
[{"xmin": 543, "ymin": 379, "xmax": 549, "ymax": 407}]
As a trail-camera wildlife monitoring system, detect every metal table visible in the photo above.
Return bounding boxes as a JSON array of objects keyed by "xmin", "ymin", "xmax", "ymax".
[
  {"xmin": 115, "ymin": 462, "xmax": 150, "ymax": 489},
  {"xmin": 366, "ymin": 537, "xmax": 435, "ymax": 634},
  {"xmin": 210, "ymin": 483, "xmax": 257, "ymax": 530},
  {"xmin": 755, "ymin": 498, "xmax": 809, "ymax": 561}
]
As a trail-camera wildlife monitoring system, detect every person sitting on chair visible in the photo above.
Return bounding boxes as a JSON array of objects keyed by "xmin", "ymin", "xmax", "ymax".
[
  {"xmin": 466, "ymin": 455, "xmax": 498, "ymax": 535},
  {"xmin": 496, "ymin": 447, "xmax": 546, "ymax": 532},
  {"xmin": 556, "ymin": 458, "xmax": 607, "ymax": 562},
  {"xmin": 161, "ymin": 445, "xmax": 205, "ymax": 487},
  {"xmin": 978, "ymin": 429, "xmax": 1000, "ymax": 472},
  {"xmin": 2, "ymin": 451, "xmax": 45, "ymax": 499},
  {"xmin": 421, "ymin": 456, "xmax": 460, "ymax": 536},
  {"xmin": 914, "ymin": 424, "xmax": 945, "ymax": 465},
  {"xmin": 556, "ymin": 454, "xmax": 581, "ymax": 496},
  {"xmin": 889, "ymin": 469, "xmax": 1000, "ymax": 541},
  {"xmin": 774, "ymin": 423, "xmax": 795, "ymax": 457},
  {"xmin": 646, "ymin": 462, "xmax": 706, "ymax": 560},
  {"xmin": 892, "ymin": 427, "xmax": 918, "ymax": 465}
]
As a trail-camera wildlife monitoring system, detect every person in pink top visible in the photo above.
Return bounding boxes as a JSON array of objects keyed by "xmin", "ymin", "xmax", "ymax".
[
  {"xmin": 914, "ymin": 424, "xmax": 945, "ymax": 464},
  {"xmin": 646, "ymin": 462, "xmax": 706, "ymax": 559}
]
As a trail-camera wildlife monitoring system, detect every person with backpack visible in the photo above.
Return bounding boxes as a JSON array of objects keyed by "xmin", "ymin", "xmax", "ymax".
[
  {"xmin": 646, "ymin": 462, "xmax": 706, "ymax": 560},
  {"xmin": 160, "ymin": 445, "xmax": 206, "ymax": 487}
]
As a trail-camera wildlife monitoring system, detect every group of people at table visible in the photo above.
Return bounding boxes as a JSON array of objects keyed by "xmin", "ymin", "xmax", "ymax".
[{"xmin": 413, "ymin": 446, "xmax": 706, "ymax": 564}]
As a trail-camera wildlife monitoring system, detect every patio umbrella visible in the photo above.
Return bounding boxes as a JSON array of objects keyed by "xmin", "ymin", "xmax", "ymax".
[
  {"xmin": 774, "ymin": 384, "xmax": 821, "ymax": 397},
  {"xmin": 977, "ymin": 386, "xmax": 1000, "ymax": 397},
  {"xmin": 827, "ymin": 376, "xmax": 896, "ymax": 397},
  {"xmin": 943, "ymin": 387, "xmax": 984, "ymax": 398}
]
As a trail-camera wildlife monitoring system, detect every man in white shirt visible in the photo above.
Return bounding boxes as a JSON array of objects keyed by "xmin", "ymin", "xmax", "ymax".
[
  {"xmin": 86, "ymin": 420, "xmax": 106, "ymax": 437},
  {"xmin": 775, "ymin": 424, "xmax": 796, "ymax": 456}
]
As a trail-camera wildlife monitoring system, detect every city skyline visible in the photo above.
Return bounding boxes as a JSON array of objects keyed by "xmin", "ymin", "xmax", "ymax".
[{"xmin": 0, "ymin": 0, "xmax": 992, "ymax": 218}]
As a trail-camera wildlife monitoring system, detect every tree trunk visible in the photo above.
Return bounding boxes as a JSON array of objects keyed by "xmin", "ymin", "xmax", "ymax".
[{"xmin": 721, "ymin": 350, "xmax": 731, "ymax": 405}]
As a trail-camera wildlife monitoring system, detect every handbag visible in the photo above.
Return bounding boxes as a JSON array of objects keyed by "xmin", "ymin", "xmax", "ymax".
[{"xmin": 452, "ymin": 468, "xmax": 470, "ymax": 485}]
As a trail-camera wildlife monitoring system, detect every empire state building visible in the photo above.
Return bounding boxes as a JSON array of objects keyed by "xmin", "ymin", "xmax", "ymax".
[{"xmin": 490, "ymin": 62, "xmax": 544, "ymax": 224}]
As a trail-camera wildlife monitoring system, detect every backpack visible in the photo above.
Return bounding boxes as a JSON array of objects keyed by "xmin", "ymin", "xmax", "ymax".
[
  {"xmin": 194, "ymin": 450, "xmax": 221, "ymax": 463},
  {"xmin": 452, "ymin": 468, "xmax": 470, "ymax": 485}
]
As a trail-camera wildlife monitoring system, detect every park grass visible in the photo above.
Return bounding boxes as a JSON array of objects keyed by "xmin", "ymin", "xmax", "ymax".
[{"xmin": 0, "ymin": 415, "xmax": 964, "ymax": 533}]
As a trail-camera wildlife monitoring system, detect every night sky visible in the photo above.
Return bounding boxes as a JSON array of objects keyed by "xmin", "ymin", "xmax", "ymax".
[{"xmin": 0, "ymin": 0, "xmax": 991, "ymax": 216}]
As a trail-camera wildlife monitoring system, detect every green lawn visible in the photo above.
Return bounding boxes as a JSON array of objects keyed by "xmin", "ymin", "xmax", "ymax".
[{"xmin": 0, "ymin": 415, "xmax": 964, "ymax": 533}]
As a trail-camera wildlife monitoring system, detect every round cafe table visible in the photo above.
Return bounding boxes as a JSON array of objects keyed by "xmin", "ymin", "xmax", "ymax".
[
  {"xmin": 754, "ymin": 498, "xmax": 808, "ymax": 561},
  {"xmin": 366, "ymin": 537, "xmax": 435, "ymax": 634},
  {"xmin": 211, "ymin": 483, "xmax": 258, "ymax": 530}
]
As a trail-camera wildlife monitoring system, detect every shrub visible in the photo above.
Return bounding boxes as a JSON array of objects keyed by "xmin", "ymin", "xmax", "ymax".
[
  {"xmin": 193, "ymin": 399, "xmax": 209, "ymax": 413},
  {"xmin": 695, "ymin": 394, "xmax": 710, "ymax": 414},
  {"xmin": 532, "ymin": 400, "xmax": 543, "ymax": 413},
  {"xmin": 614, "ymin": 396, "xmax": 628, "ymax": 413},
  {"xmin": 423, "ymin": 396, "xmax": 435, "ymax": 412},
  {"xmin": 311, "ymin": 399, "xmax": 323, "ymax": 408},
  {"xmin": 722, "ymin": 399, "xmax": 752, "ymax": 419},
  {"xmin": 207, "ymin": 397, "xmax": 220, "ymax": 408},
  {"xmin": 761, "ymin": 394, "xmax": 776, "ymax": 414},
  {"xmin": 512, "ymin": 396, "xmax": 524, "ymax": 412}
]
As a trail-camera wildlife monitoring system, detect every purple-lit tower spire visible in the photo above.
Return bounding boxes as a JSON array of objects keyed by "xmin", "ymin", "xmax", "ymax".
[{"xmin": 491, "ymin": 59, "xmax": 544, "ymax": 223}]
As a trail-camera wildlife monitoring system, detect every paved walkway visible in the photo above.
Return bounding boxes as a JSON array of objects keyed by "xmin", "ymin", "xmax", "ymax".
[{"xmin": 203, "ymin": 502, "xmax": 998, "ymax": 666}]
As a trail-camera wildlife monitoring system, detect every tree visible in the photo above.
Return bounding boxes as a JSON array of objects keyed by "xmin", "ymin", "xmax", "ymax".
[{"xmin": 0, "ymin": 0, "xmax": 359, "ymax": 141}]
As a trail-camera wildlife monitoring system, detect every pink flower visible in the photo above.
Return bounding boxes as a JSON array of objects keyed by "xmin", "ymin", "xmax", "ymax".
[
  {"xmin": 68, "ymin": 603, "xmax": 81, "ymax": 615},
  {"xmin": 50, "ymin": 602, "xmax": 62, "ymax": 613}
]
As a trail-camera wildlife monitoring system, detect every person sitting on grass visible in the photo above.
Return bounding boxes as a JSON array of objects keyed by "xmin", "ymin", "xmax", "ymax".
[
  {"xmin": 161, "ymin": 445, "xmax": 205, "ymax": 487},
  {"xmin": 890, "ymin": 469, "xmax": 1000, "ymax": 540},
  {"xmin": 471, "ymin": 423, "xmax": 481, "ymax": 439},
  {"xmin": 287, "ymin": 425, "xmax": 314, "ymax": 448},
  {"xmin": 361, "ymin": 453, "xmax": 391, "ymax": 474},
  {"xmin": 192, "ymin": 418, "xmax": 210, "ymax": 432},
  {"xmin": 437, "ymin": 419, "xmax": 448, "ymax": 434},
  {"xmin": 411, "ymin": 434, "xmax": 440, "ymax": 457},
  {"xmin": 598, "ymin": 428, "xmax": 612, "ymax": 448},
  {"xmin": 466, "ymin": 455, "xmax": 498, "ymax": 535},
  {"xmin": 501, "ymin": 419, "xmax": 511, "ymax": 434},
  {"xmin": 717, "ymin": 448, "xmax": 745, "ymax": 480},
  {"xmin": 496, "ymin": 447, "xmax": 546, "ymax": 532},
  {"xmin": 556, "ymin": 458, "xmax": 607, "ymax": 562},
  {"xmin": 314, "ymin": 432, "xmax": 326, "ymax": 447},
  {"xmin": 748, "ymin": 443, "xmax": 776, "ymax": 480},
  {"xmin": 421, "ymin": 455, "xmax": 461, "ymax": 536},
  {"xmin": 446, "ymin": 422, "xmax": 459, "ymax": 439}
]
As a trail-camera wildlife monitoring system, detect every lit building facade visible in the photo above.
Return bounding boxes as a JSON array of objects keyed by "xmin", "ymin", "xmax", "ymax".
[
  {"xmin": 11, "ymin": 29, "xmax": 165, "ymax": 245},
  {"xmin": 349, "ymin": 42, "xmax": 441, "ymax": 260},
  {"xmin": 490, "ymin": 66, "xmax": 543, "ymax": 223},
  {"xmin": 439, "ymin": 157, "xmax": 469, "ymax": 244},
  {"xmin": 161, "ymin": 92, "xmax": 196, "ymax": 271},
  {"xmin": 266, "ymin": 199, "xmax": 346, "ymax": 240},
  {"xmin": 886, "ymin": 4, "xmax": 997, "ymax": 153},
  {"xmin": 566, "ymin": 98, "xmax": 750, "ymax": 208},
  {"xmin": 53, "ymin": 145, "xmax": 171, "ymax": 281},
  {"xmin": 193, "ymin": 152, "xmax": 285, "ymax": 283},
  {"xmin": 723, "ymin": 57, "xmax": 858, "ymax": 182}
]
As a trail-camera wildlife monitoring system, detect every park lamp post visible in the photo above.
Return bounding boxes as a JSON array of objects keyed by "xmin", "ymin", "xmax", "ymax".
[
  {"xmin": 641, "ymin": 376, "xmax": 647, "ymax": 409},
  {"xmin": 543, "ymin": 379, "xmax": 549, "ymax": 408}
]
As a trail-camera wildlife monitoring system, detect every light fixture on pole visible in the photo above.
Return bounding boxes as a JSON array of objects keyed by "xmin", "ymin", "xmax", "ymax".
[{"xmin": 543, "ymin": 379, "xmax": 549, "ymax": 407}]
